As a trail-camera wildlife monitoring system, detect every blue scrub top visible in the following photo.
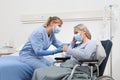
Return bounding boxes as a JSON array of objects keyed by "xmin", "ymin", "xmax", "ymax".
[{"xmin": 19, "ymin": 26, "xmax": 63, "ymax": 59}]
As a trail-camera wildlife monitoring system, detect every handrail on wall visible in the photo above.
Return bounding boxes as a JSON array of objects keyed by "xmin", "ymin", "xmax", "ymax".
[{"xmin": 20, "ymin": 10, "xmax": 110, "ymax": 24}]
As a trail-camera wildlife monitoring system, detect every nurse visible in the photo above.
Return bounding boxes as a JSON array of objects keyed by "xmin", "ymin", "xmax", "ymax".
[{"xmin": 19, "ymin": 16, "xmax": 64, "ymax": 69}]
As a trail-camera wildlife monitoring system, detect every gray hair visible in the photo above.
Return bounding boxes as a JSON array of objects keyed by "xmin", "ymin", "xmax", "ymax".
[{"xmin": 74, "ymin": 24, "xmax": 91, "ymax": 39}]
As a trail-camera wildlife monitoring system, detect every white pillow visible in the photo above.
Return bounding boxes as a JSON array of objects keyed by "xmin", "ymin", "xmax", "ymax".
[{"xmin": 96, "ymin": 41, "xmax": 106, "ymax": 65}]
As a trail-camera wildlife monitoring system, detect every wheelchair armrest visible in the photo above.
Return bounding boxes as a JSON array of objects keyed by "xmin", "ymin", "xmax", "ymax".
[
  {"xmin": 79, "ymin": 60, "xmax": 99, "ymax": 65},
  {"xmin": 54, "ymin": 57, "xmax": 70, "ymax": 61},
  {"xmin": 79, "ymin": 60, "xmax": 99, "ymax": 77}
]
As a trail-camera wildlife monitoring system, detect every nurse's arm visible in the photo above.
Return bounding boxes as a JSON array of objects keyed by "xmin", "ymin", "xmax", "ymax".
[
  {"xmin": 30, "ymin": 33, "xmax": 55, "ymax": 56},
  {"xmin": 52, "ymin": 38, "xmax": 64, "ymax": 48}
]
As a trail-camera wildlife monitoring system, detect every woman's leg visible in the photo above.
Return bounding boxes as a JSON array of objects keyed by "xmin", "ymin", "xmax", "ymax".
[{"xmin": 32, "ymin": 66, "xmax": 71, "ymax": 80}]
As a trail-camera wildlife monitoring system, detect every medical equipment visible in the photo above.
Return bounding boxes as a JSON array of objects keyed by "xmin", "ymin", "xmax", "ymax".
[
  {"xmin": 104, "ymin": 3, "xmax": 120, "ymax": 78},
  {"xmin": 0, "ymin": 45, "xmax": 16, "ymax": 55}
]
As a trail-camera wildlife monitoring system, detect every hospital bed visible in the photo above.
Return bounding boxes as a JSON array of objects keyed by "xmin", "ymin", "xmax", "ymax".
[
  {"xmin": 0, "ymin": 45, "xmax": 61, "ymax": 80},
  {"xmin": 0, "ymin": 56, "xmax": 33, "ymax": 80},
  {"xmin": 55, "ymin": 40, "xmax": 114, "ymax": 80},
  {"xmin": 0, "ymin": 42, "xmax": 64, "ymax": 80},
  {"xmin": 0, "ymin": 44, "xmax": 34, "ymax": 80}
]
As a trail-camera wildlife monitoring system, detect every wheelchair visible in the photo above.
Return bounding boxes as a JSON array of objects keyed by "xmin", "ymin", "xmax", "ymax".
[{"xmin": 55, "ymin": 40, "xmax": 114, "ymax": 80}]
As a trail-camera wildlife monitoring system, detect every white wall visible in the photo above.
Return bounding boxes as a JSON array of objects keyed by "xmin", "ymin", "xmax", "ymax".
[
  {"xmin": 0, "ymin": 0, "xmax": 108, "ymax": 47},
  {"xmin": 0, "ymin": 0, "xmax": 120, "ymax": 79}
]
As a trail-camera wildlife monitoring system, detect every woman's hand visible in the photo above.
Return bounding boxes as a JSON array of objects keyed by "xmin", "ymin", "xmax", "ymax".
[
  {"xmin": 61, "ymin": 45, "xmax": 68, "ymax": 52},
  {"xmin": 72, "ymin": 37, "xmax": 76, "ymax": 43}
]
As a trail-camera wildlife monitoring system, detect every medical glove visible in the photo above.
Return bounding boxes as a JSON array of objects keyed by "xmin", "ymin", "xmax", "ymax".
[{"xmin": 53, "ymin": 47, "xmax": 63, "ymax": 54}]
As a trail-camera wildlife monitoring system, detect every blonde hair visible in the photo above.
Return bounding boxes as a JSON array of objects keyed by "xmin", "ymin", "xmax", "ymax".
[
  {"xmin": 74, "ymin": 24, "xmax": 91, "ymax": 39},
  {"xmin": 43, "ymin": 16, "xmax": 63, "ymax": 28}
]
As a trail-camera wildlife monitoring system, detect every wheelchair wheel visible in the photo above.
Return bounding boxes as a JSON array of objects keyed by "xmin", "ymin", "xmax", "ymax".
[{"xmin": 96, "ymin": 76, "xmax": 114, "ymax": 80}]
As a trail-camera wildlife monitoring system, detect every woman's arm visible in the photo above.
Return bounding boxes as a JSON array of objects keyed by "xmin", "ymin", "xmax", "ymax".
[{"xmin": 66, "ymin": 41, "xmax": 97, "ymax": 60}]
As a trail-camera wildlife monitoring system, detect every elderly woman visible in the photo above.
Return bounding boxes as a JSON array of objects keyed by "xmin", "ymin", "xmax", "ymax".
[
  {"xmin": 62, "ymin": 24, "xmax": 96, "ymax": 61},
  {"xmin": 32, "ymin": 24, "xmax": 97, "ymax": 80}
]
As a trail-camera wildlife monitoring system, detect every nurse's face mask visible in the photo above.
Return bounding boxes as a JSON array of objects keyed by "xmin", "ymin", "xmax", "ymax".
[{"xmin": 53, "ymin": 24, "xmax": 61, "ymax": 34}]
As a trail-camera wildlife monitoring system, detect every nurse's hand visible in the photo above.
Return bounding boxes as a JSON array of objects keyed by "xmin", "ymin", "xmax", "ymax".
[{"xmin": 61, "ymin": 45, "xmax": 68, "ymax": 52}]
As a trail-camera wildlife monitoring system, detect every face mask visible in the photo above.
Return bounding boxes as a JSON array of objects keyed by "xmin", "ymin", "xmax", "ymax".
[
  {"xmin": 74, "ymin": 33, "xmax": 83, "ymax": 42},
  {"xmin": 53, "ymin": 26, "xmax": 61, "ymax": 34}
]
